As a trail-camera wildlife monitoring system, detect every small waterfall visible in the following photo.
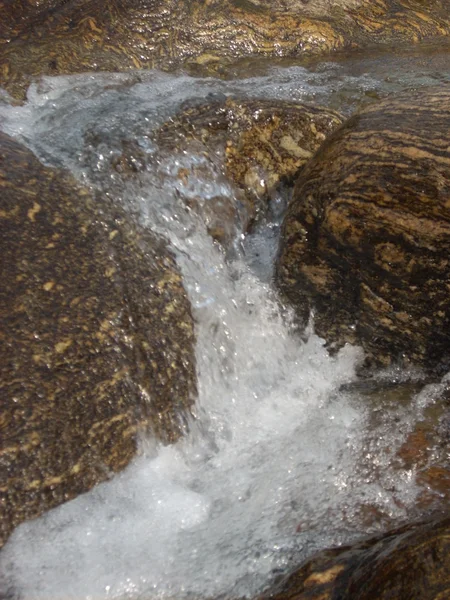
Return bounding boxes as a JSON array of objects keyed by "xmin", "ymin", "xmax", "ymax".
[{"xmin": 1, "ymin": 51, "xmax": 448, "ymax": 599}]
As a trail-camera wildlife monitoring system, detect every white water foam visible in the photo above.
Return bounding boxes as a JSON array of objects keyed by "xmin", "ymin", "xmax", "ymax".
[{"xmin": 0, "ymin": 65, "xmax": 444, "ymax": 600}]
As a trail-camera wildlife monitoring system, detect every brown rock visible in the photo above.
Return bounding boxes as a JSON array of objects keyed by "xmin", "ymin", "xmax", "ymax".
[
  {"xmin": 1, "ymin": 0, "xmax": 450, "ymax": 101},
  {"xmin": 276, "ymin": 86, "xmax": 450, "ymax": 372},
  {"xmin": 0, "ymin": 132, "xmax": 197, "ymax": 548},
  {"xmin": 151, "ymin": 98, "xmax": 343, "ymax": 245},
  {"xmin": 224, "ymin": 99, "xmax": 344, "ymax": 202},
  {"xmin": 397, "ymin": 386, "xmax": 450, "ymax": 510},
  {"xmin": 259, "ymin": 515, "xmax": 450, "ymax": 600}
]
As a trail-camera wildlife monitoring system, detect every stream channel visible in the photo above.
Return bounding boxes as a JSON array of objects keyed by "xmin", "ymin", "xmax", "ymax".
[{"xmin": 1, "ymin": 41, "xmax": 450, "ymax": 600}]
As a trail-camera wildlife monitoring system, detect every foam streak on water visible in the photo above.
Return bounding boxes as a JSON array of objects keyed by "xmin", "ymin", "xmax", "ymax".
[{"xmin": 1, "ymin": 57, "xmax": 447, "ymax": 600}]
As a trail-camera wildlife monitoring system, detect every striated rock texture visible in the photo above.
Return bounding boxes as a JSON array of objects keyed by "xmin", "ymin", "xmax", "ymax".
[
  {"xmin": 259, "ymin": 515, "xmax": 450, "ymax": 600},
  {"xmin": 131, "ymin": 98, "xmax": 343, "ymax": 245},
  {"xmin": 1, "ymin": 0, "xmax": 450, "ymax": 100},
  {"xmin": 276, "ymin": 86, "xmax": 450, "ymax": 371},
  {"xmin": 0, "ymin": 132, "xmax": 196, "ymax": 548}
]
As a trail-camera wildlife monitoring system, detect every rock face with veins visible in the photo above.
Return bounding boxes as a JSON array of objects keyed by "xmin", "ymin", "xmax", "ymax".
[
  {"xmin": 276, "ymin": 86, "xmax": 450, "ymax": 371},
  {"xmin": 0, "ymin": 132, "xmax": 197, "ymax": 548},
  {"xmin": 1, "ymin": 0, "xmax": 450, "ymax": 100}
]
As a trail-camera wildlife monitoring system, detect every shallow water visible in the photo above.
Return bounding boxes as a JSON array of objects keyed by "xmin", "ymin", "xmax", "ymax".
[{"xmin": 1, "ymin": 44, "xmax": 449, "ymax": 600}]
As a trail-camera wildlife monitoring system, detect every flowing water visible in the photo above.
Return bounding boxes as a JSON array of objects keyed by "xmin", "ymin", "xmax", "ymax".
[{"xmin": 1, "ymin": 43, "xmax": 450, "ymax": 600}]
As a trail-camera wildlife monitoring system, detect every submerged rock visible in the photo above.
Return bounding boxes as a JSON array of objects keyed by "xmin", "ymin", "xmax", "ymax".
[
  {"xmin": 0, "ymin": 133, "xmax": 197, "ymax": 548},
  {"xmin": 1, "ymin": 0, "xmax": 450, "ymax": 100},
  {"xmin": 338, "ymin": 377, "xmax": 450, "ymax": 526},
  {"xmin": 118, "ymin": 98, "xmax": 344, "ymax": 246},
  {"xmin": 397, "ymin": 383, "xmax": 450, "ymax": 512},
  {"xmin": 276, "ymin": 86, "xmax": 450, "ymax": 372},
  {"xmin": 259, "ymin": 515, "xmax": 450, "ymax": 599}
]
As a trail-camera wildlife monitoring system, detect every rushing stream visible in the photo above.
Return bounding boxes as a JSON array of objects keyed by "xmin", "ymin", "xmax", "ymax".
[{"xmin": 1, "ymin": 43, "xmax": 450, "ymax": 600}]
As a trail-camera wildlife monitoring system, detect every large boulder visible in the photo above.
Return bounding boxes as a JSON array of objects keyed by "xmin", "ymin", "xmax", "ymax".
[
  {"xmin": 1, "ymin": 0, "xmax": 450, "ymax": 100},
  {"xmin": 276, "ymin": 86, "xmax": 450, "ymax": 371},
  {"xmin": 259, "ymin": 515, "xmax": 450, "ymax": 600},
  {"xmin": 0, "ymin": 132, "xmax": 197, "ymax": 548}
]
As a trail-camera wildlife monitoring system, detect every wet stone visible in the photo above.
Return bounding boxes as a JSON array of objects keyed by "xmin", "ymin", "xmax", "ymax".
[
  {"xmin": 337, "ymin": 377, "xmax": 450, "ymax": 526},
  {"xmin": 0, "ymin": 132, "xmax": 197, "ymax": 548},
  {"xmin": 113, "ymin": 98, "xmax": 344, "ymax": 247},
  {"xmin": 2, "ymin": 0, "xmax": 450, "ymax": 101},
  {"xmin": 257, "ymin": 515, "xmax": 450, "ymax": 600},
  {"xmin": 276, "ymin": 86, "xmax": 450, "ymax": 373}
]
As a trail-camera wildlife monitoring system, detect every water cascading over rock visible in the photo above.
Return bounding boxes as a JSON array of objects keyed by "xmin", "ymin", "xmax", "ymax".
[{"xmin": 111, "ymin": 97, "xmax": 345, "ymax": 246}]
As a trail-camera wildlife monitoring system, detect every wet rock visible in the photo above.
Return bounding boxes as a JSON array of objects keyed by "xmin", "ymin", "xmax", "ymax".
[
  {"xmin": 0, "ymin": 0, "xmax": 64, "ymax": 44},
  {"xmin": 1, "ymin": 0, "xmax": 450, "ymax": 100},
  {"xmin": 259, "ymin": 515, "xmax": 450, "ymax": 599},
  {"xmin": 338, "ymin": 377, "xmax": 450, "ymax": 525},
  {"xmin": 128, "ymin": 98, "xmax": 342, "ymax": 246},
  {"xmin": 0, "ymin": 132, "xmax": 197, "ymax": 548},
  {"xmin": 276, "ymin": 86, "xmax": 450, "ymax": 372},
  {"xmin": 397, "ymin": 384, "xmax": 450, "ymax": 511},
  {"xmin": 157, "ymin": 99, "xmax": 344, "ymax": 199}
]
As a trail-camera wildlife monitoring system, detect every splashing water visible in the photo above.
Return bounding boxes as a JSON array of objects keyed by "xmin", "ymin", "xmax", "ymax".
[{"xmin": 1, "ymin": 49, "xmax": 449, "ymax": 600}]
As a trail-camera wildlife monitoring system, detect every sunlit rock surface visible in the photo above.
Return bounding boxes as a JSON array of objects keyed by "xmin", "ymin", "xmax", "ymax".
[
  {"xmin": 277, "ymin": 86, "xmax": 450, "ymax": 372},
  {"xmin": 0, "ymin": 132, "xmax": 196, "ymax": 548},
  {"xmin": 114, "ymin": 98, "xmax": 344, "ymax": 245},
  {"xmin": 2, "ymin": 0, "xmax": 450, "ymax": 100},
  {"xmin": 259, "ymin": 515, "xmax": 450, "ymax": 599}
]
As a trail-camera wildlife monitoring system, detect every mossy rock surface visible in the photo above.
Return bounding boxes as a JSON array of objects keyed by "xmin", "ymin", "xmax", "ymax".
[
  {"xmin": 1, "ymin": 0, "xmax": 450, "ymax": 100},
  {"xmin": 259, "ymin": 515, "xmax": 450, "ymax": 599},
  {"xmin": 0, "ymin": 132, "xmax": 197, "ymax": 548},
  {"xmin": 276, "ymin": 86, "xmax": 450, "ymax": 372}
]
